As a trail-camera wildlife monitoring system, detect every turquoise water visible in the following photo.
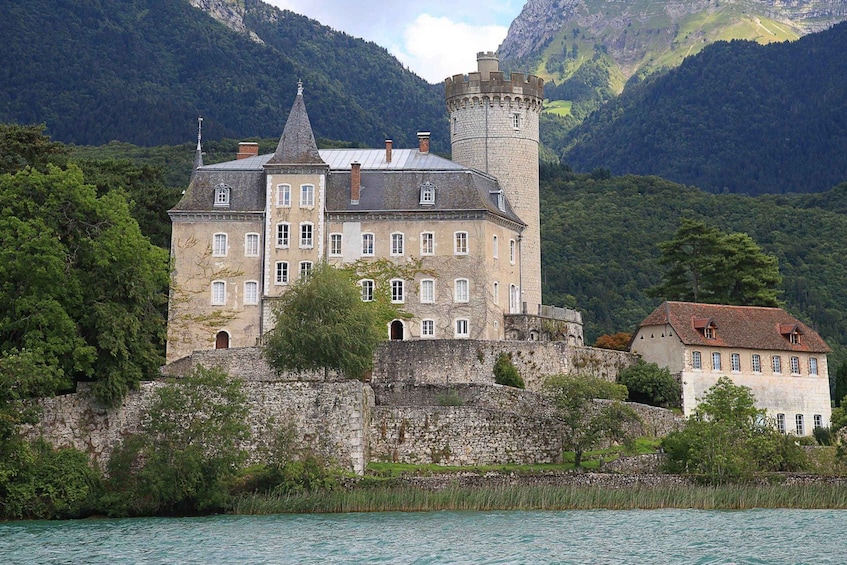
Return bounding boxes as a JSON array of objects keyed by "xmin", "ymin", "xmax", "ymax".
[{"xmin": 1, "ymin": 509, "xmax": 845, "ymax": 564}]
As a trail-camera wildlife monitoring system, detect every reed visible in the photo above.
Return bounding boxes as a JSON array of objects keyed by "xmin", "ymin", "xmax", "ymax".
[{"xmin": 230, "ymin": 482, "xmax": 847, "ymax": 515}]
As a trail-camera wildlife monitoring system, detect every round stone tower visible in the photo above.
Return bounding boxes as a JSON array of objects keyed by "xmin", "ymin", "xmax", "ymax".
[{"xmin": 445, "ymin": 52, "xmax": 544, "ymax": 313}]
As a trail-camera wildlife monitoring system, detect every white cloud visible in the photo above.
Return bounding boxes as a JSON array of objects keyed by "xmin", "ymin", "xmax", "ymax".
[
  {"xmin": 263, "ymin": 1, "xmax": 520, "ymax": 83},
  {"xmin": 394, "ymin": 14, "xmax": 508, "ymax": 82}
]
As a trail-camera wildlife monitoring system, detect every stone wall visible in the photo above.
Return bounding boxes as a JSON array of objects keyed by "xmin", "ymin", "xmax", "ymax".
[
  {"xmin": 372, "ymin": 340, "xmax": 636, "ymax": 391},
  {"xmin": 161, "ymin": 347, "xmax": 341, "ymax": 382},
  {"xmin": 24, "ymin": 380, "xmax": 372, "ymax": 475}
]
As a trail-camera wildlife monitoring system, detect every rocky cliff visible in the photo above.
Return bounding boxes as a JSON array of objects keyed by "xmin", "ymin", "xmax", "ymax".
[{"xmin": 499, "ymin": 0, "xmax": 847, "ymax": 86}]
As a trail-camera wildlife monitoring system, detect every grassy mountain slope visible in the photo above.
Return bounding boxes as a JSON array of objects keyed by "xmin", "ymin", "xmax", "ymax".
[
  {"xmin": 539, "ymin": 166, "xmax": 847, "ymax": 360},
  {"xmin": 561, "ymin": 22, "xmax": 847, "ymax": 194},
  {"xmin": 0, "ymin": 0, "xmax": 446, "ymax": 149}
]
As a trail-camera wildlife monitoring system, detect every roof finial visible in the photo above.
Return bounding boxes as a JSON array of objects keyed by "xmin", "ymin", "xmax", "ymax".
[
  {"xmin": 196, "ymin": 116, "xmax": 203, "ymax": 150},
  {"xmin": 297, "ymin": 80, "xmax": 303, "ymax": 96}
]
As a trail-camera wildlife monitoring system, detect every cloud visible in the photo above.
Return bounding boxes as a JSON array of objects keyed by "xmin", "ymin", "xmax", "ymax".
[{"xmin": 394, "ymin": 14, "xmax": 508, "ymax": 82}]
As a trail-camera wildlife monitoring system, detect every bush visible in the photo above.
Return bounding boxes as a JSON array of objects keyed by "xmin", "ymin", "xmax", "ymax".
[
  {"xmin": 617, "ymin": 361, "xmax": 681, "ymax": 408},
  {"xmin": 493, "ymin": 353, "xmax": 524, "ymax": 388},
  {"xmin": 813, "ymin": 426, "xmax": 833, "ymax": 446}
]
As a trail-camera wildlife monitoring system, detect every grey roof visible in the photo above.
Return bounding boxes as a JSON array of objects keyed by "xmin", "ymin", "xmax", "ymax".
[
  {"xmin": 266, "ymin": 90, "xmax": 325, "ymax": 166},
  {"xmin": 172, "ymin": 149, "xmax": 522, "ymax": 225}
]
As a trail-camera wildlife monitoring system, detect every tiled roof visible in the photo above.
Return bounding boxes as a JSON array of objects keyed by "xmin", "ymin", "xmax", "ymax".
[{"xmin": 638, "ymin": 301, "xmax": 830, "ymax": 353}]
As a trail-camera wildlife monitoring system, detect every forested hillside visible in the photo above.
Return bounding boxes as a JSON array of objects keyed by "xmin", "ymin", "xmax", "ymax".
[
  {"xmin": 0, "ymin": 0, "xmax": 446, "ymax": 149},
  {"xmin": 540, "ymin": 165, "xmax": 847, "ymax": 361},
  {"xmin": 561, "ymin": 22, "xmax": 847, "ymax": 195}
]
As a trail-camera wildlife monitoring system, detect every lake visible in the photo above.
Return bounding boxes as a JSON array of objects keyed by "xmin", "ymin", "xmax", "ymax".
[{"xmin": 1, "ymin": 509, "xmax": 844, "ymax": 564}]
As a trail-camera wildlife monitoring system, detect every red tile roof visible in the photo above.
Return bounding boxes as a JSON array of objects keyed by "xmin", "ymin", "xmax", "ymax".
[{"xmin": 638, "ymin": 301, "xmax": 830, "ymax": 353}]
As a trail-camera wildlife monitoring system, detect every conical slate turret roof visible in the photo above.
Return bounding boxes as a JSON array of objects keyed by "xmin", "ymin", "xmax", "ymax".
[
  {"xmin": 266, "ymin": 82, "xmax": 325, "ymax": 166},
  {"xmin": 191, "ymin": 116, "xmax": 203, "ymax": 179}
]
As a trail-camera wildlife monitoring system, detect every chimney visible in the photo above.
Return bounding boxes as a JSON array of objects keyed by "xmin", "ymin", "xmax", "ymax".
[
  {"xmin": 417, "ymin": 132, "xmax": 430, "ymax": 154},
  {"xmin": 351, "ymin": 162, "xmax": 361, "ymax": 204},
  {"xmin": 237, "ymin": 142, "xmax": 259, "ymax": 160},
  {"xmin": 385, "ymin": 139, "xmax": 393, "ymax": 163}
]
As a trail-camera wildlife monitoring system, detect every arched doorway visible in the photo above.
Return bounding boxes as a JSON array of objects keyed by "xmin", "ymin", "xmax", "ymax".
[
  {"xmin": 215, "ymin": 331, "xmax": 230, "ymax": 349},
  {"xmin": 390, "ymin": 320, "xmax": 404, "ymax": 341}
]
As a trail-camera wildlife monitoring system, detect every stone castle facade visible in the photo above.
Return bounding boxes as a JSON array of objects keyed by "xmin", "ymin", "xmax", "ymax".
[{"xmin": 166, "ymin": 53, "xmax": 579, "ymax": 363}]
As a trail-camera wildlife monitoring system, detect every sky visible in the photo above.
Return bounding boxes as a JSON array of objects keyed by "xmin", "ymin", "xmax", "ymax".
[{"xmin": 265, "ymin": 0, "xmax": 525, "ymax": 83}]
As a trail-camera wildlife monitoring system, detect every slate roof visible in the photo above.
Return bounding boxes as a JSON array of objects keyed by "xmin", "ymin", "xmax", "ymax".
[
  {"xmin": 638, "ymin": 301, "xmax": 830, "ymax": 353},
  {"xmin": 266, "ymin": 86, "xmax": 325, "ymax": 166},
  {"xmin": 171, "ymin": 149, "xmax": 523, "ymax": 225}
]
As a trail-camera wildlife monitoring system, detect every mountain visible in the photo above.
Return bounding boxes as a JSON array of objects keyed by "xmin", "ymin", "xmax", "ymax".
[
  {"xmin": 560, "ymin": 21, "xmax": 847, "ymax": 195},
  {"xmin": 500, "ymin": 0, "xmax": 847, "ymax": 93},
  {"xmin": 0, "ymin": 0, "xmax": 446, "ymax": 150}
]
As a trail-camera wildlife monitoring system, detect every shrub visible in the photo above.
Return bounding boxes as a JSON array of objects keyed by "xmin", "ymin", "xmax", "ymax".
[
  {"xmin": 617, "ymin": 361, "xmax": 681, "ymax": 408},
  {"xmin": 813, "ymin": 426, "xmax": 833, "ymax": 446},
  {"xmin": 493, "ymin": 353, "xmax": 524, "ymax": 389}
]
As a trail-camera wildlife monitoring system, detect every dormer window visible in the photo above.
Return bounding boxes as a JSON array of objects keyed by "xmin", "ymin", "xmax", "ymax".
[
  {"xmin": 214, "ymin": 183, "xmax": 231, "ymax": 207},
  {"xmin": 693, "ymin": 316, "xmax": 717, "ymax": 340},
  {"xmin": 420, "ymin": 182, "xmax": 435, "ymax": 205},
  {"xmin": 490, "ymin": 190, "xmax": 505, "ymax": 212},
  {"xmin": 779, "ymin": 324, "xmax": 803, "ymax": 345}
]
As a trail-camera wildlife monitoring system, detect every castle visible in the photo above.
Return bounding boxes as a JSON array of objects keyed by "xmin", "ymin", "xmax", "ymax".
[{"xmin": 166, "ymin": 53, "xmax": 582, "ymax": 363}]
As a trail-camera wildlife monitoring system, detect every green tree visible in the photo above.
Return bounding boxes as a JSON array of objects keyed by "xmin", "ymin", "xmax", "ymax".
[
  {"xmin": 662, "ymin": 377, "xmax": 806, "ymax": 483},
  {"xmin": 0, "ymin": 165, "xmax": 170, "ymax": 406},
  {"xmin": 544, "ymin": 374, "xmax": 639, "ymax": 467},
  {"xmin": 263, "ymin": 263, "xmax": 395, "ymax": 380},
  {"xmin": 0, "ymin": 123, "xmax": 68, "ymax": 174},
  {"xmin": 617, "ymin": 361, "xmax": 681, "ymax": 408},
  {"xmin": 102, "ymin": 367, "xmax": 249, "ymax": 516},
  {"xmin": 831, "ymin": 362, "xmax": 847, "ymax": 408},
  {"xmin": 648, "ymin": 219, "xmax": 780, "ymax": 306}
]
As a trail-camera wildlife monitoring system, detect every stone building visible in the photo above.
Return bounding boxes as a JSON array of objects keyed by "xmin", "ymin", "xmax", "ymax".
[
  {"xmin": 630, "ymin": 301, "xmax": 831, "ymax": 435},
  {"xmin": 167, "ymin": 54, "xmax": 581, "ymax": 363}
]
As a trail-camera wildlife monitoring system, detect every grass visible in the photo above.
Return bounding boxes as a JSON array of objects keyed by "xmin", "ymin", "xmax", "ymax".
[
  {"xmin": 543, "ymin": 100, "xmax": 573, "ymax": 117},
  {"xmin": 231, "ymin": 482, "xmax": 847, "ymax": 515}
]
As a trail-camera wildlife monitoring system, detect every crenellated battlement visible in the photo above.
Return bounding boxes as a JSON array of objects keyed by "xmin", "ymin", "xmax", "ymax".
[{"xmin": 445, "ymin": 52, "xmax": 544, "ymax": 109}]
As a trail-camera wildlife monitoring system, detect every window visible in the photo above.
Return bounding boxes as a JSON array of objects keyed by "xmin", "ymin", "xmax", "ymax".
[
  {"xmin": 244, "ymin": 281, "xmax": 258, "ymax": 305},
  {"xmin": 362, "ymin": 233, "xmax": 374, "ymax": 256},
  {"xmin": 420, "ymin": 279, "xmax": 434, "ymax": 304},
  {"xmin": 455, "ymin": 318, "xmax": 469, "ymax": 338},
  {"xmin": 452, "ymin": 117, "xmax": 458, "ymax": 136},
  {"xmin": 712, "ymin": 352, "xmax": 721, "ymax": 371},
  {"xmin": 299, "ymin": 261, "xmax": 313, "ymax": 279},
  {"xmin": 391, "ymin": 232, "xmax": 404, "ymax": 256},
  {"xmin": 454, "ymin": 231, "xmax": 468, "ymax": 255},
  {"xmin": 300, "ymin": 184, "xmax": 314, "ymax": 207},
  {"xmin": 790, "ymin": 356, "xmax": 801, "ymax": 375},
  {"xmin": 814, "ymin": 414, "xmax": 823, "ymax": 429},
  {"xmin": 789, "ymin": 332, "xmax": 799, "ymax": 345},
  {"xmin": 492, "ymin": 235, "xmax": 499, "ymax": 258},
  {"xmin": 493, "ymin": 281, "xmax": 499, "ymax": 305},
  {"xmin": 329, "ymin": 233, "xmax": 342, "ymax": 256},
  {"xmin": 391, "ymin": 279, "xmax": 404, "ymax": 303},
  {"xmin": 419, "ymin": 182, "xmax": 435, "ymax": 205},
  {"xmin": 795, "ymin": 414, "xmax": 805, "ymax": 435},
  {"xmin": 776, "ymin": 413, "xmax": 786, "ymax": 434},
  {"xmin": 772, "ymin": 355, "xmax": 782, "ymax": 374},
  {"xmin": 245, "ymin": 233, "xmax": 259, "ymax": 257},
  {"xmin": 421, "ymin": 232, "xmax": 434, "ymax": 255},
  {"xmin": 511, "ymin": 113, "xmax": 520, "ymax": 129},
  {"xmin": 454, "ymin": 279, "xmax": 469, "ymax": 303},
  {"xmin": 692, "ymin": 351, "xmax": 702, "ymax": 370},
  {"xmin": 275, "ymin": 262, "xmax": 288, "ymax": 285},
  {"xmin": 509, "ymin": 239, "xmax": 516, "ymax": 264},
  {"xmin": 276, "ymin": 223, "xmax": 290, "ymax": 248},
  {"xmin": 809, "ymin": 357, "xmax": 819, "ymax": 375},
  {"xmin": 211, "ymin": 280, "xmax": 225, "ymax": 305},
  {"xmin": 360, "ymin": 279, "xmax": 374, "ymax": 302},
  {"xmin": 421, "ymin": 319, "xmax": 435, "ymax": 338},
  {"xmin": 731, "ymin": 353, "xmax": 741, "ymax": 372},
  {"xmin": 277, "ymin": 184, "xmax": 291, "ymax": 207},
  {"xmin": 509, "ymin": 284, "xmax": 520, "ymax": 314},
  {"xmin": 752, "ymin": 354, "xmax": 762, "ymax": 373},
  {"xmin": 704, "ymin": 326, "xmax": 716, "ymax": 339},
  {"xmin": 213, "ymin": 233, "xmax": 227, "ymax": 257},
  {"xmin": 214, "ymin": 183, "xmax": 230, "ymax": 206},
  {"xmin": 494, "ymin": 191, "xmax": 505, "ymax": 211},
  {"xmin": 300, "ymin": 223, "xmax": 313, "ymax": 248}
]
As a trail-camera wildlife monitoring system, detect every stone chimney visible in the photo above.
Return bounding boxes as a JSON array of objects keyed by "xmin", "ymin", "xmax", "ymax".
[
  {"xmin": 351, "ymin": 162, "xmax": 361, "ymax": 204},
  {"xmin": 417, "ymin": 132, "xmax": 430, "ymax": 154},
  {"xmin": 237, "ymin": 142, "xmax": 259, "ymax": 160},
  {"xmin": 385, "ymin": 139, "xmax": 393, "ymax": 163}
]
